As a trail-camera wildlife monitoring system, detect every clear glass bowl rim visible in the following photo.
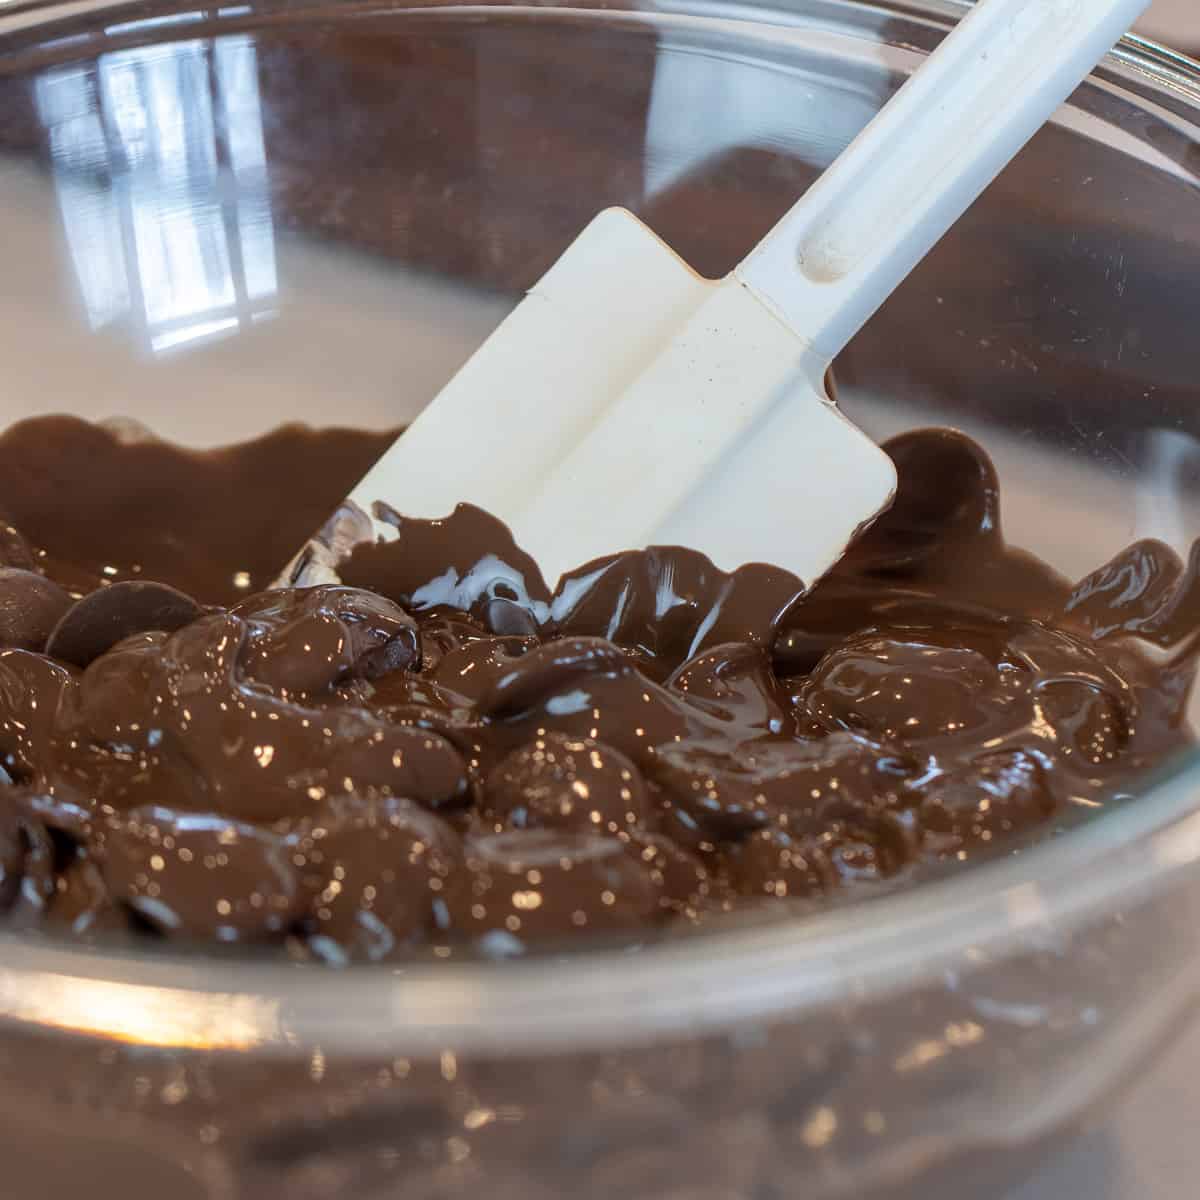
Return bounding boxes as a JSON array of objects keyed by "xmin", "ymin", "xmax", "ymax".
[{"xmin": 0, "ymin": 0, "xmax": 1198, "ymax": 1057}]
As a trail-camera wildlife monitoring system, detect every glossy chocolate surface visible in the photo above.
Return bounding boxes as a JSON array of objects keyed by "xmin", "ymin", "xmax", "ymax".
[{"xmin": 0, "ymin": 416, "xmax": 1193, "ymax": 962}]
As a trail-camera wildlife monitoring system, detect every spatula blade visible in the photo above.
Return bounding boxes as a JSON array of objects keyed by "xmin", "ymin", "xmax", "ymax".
[
  {"xmin": 345, "ymin": 208, "xmax": 895, "ymax": 589},
  {"xmin": 347, "ymin": 208, "xmax": 711, "ymax": 526}
]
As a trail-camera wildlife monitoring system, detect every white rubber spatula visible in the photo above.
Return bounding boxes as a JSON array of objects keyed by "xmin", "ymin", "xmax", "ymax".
[{"xmin": 301, "ymin": 0, "xmax": 1150, "ymax": 591}]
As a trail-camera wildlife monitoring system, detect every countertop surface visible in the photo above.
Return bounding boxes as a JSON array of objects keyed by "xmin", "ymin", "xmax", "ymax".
[{"xmin": 1011, "ymin": 1015, "xmax": 1200, "ymax": 1200}]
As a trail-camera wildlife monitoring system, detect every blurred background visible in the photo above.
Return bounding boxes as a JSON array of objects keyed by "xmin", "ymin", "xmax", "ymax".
[{"xmin": 1142, "ymin": 0, "xmax": 1198, "ymax": 47}]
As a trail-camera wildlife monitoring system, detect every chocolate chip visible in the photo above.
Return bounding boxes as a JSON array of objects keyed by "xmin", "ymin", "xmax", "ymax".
[
  {"xmin": 47, "ymin": 580, "xmax": 202, "ymax": 667},
  {"xmin": 287, "ymin": 796, "xmax": 462, "ymax": 962},
  {"xmin": 918, "ymin": 748, "xmax": 1056, "ymax": 847},
  {"xmin": 730, "ymin": 825, "xmax": 835, "ymax": 899},
  {"xmin": 48, "ymin": 849, "xmax": 128, "ymax": 939},
  {"xmin": 450, "ymin": 830, "xmax": 664, "ymax": 943},
  {"xmin": 477, "ymin": 636, "xmax": 633, "ymax": 719},
  {"xmin": 96, "ymin": 808, "xmax": 303, "ymax": 941},
  {"xmin": 800, "ymin": 628, "xmax": 1017, "ymax": 744},
  {"xmin": 0, "ymin": 806, "xmax": 56, "ymax": 924},
  {"xmin": 483, "ymin": 733, "xmax": 648, "ymax": 834},
  {"xmin": 0, "ymin": 568, "xmax": 72, "ymax": 652},
  {"xmin": 235, "ymin": 586, "xmax": 418, "ymax": 693},
  {"xmin": 0, "ymin": 650, "xmax": 77, "ymax": 781},
  {"xmin": 0, "ymin": 521, "xmax": 36, "ymax": 571}
]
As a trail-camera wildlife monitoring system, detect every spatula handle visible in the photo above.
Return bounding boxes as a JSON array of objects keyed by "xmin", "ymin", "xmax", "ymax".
[{"xmin": 735, "ymin": 0, "xmax": 1150, "ymax": 364}]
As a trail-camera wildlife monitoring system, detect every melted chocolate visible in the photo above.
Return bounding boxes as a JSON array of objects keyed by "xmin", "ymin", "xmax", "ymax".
[{"xmin": 0, "ymin": 415, "xmax": 1193, "ymax": 961}]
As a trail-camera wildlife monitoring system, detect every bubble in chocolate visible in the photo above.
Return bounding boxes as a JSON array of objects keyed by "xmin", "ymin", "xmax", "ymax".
[
  {"xmin": 0, "ymin": 568, "xmax": 72, "ymax": 652},
  {"xmin": 287, "ymin": 796, "xmax": 462, "ymax": 962},
  {"xmin": 450, "ymin": 830, "xmax": 665, "ymax": 943},
  {"xmin": 97, "ymin": 808, "xmax": 303, "ymax": 941},
  {"xmin": 483, "ymin": 733, "xmax": 648, "ymax": 834},
  {"xmin": 46, "ymin": 580, "xmax": 203, "ymax": 668}
]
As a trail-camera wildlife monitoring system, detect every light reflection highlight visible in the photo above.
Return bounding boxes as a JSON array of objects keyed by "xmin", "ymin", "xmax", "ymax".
[
  {"xmin": 0, "ymin": 971, "xmax": 280, "ymax": 1048},
  {"xmin": 35, "ymin": 33, "xmax": 277, "ymax": 356}
]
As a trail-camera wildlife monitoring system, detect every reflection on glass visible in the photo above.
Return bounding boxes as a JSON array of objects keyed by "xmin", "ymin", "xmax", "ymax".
[
  {"xmin": 643, "ymin": 39, "xmax": 882, "ymax": 199},
  {"xmin": 35, "ymin": 34, "xmax": 276, "ymax": 355},
  {"xmin": 1137, "ymin": 427, "xmax": 1200, "ymax": 554}
]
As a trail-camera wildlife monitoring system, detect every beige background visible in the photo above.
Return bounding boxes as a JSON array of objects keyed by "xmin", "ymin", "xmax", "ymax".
[{"xmin": 1141, "ymin": 0, "xmax": 1198, "ymax": 46}]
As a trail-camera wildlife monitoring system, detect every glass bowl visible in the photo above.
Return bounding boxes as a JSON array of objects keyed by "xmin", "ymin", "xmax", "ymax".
[{"xmin": 1, "ymin": 1, "xmax": 1199, "ymax": 1196}]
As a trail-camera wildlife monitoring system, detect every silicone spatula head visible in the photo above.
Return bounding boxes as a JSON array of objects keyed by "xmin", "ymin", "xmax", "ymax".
[{"xmin": 287, "ymin": 0, "xmax": 1150, "ymax": 592}]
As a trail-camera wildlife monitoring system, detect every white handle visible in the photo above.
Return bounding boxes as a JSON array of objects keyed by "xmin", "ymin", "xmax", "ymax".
[{"xmin": 735, "ymin": 0, "xmax": 1151, "ymax": 363}]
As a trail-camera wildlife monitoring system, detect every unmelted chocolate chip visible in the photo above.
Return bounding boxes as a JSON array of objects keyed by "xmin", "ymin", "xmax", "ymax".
[
  {"xmin": 0, "ymin": 649, "xmax": 76, "ymax": 782},
  {"xmin": 96, "ymin": 808, "xmax": 304, "ymax": 941},
  {"xmin": 917, "ymin": 748, "xmax": 1056, "ymax": 848},
  {"xmin": 729, "ymin": 826, "xmax": 836, "ymax": 899},
  {"xmin": 48, "ymin": 849, "xmax": 128, "ymax": 939},
  {"xmin": 0, "ymin": 805, "xmax": 56, "ymax": 923},
  {"xmin": 0, "ymin": 568, "xmax": 72, "ymax": 652},
  {"xmin": 428, "ymin": 635, "xmax": 539, "ymax": 709},
  {"xmin": 623, "ymin": 831, "xmax": 713, "ymax": 918},
  {"xmin": 477, "ymin": 637, "xmax": 634, "ymax": 719},
  {"xmin": 234, "ymin": 586, "xmax": 419, "ymax": 694},
  {"xmin": 47, "ymin": 580, "xmax": 202, "ymax": 668},
  {"xmin": 414, "ymin": 612, "xmax": 493, "ymax": 675},
  {"xmin": 550, "ymin": 548, "xmax": 804, "ymax": 667},
  {"xmin": 0, "ymin": 806, "xmax": 28, "ymax": 910},
  {"xmin": 47, "ymin": 610, "xmax": 469, "ymax": 826},
  {"xmin": 823, "ymin": 802, "xmax": 921, "ymax": 884},
  {"xmin": 483, "ymin": 734, "xmax": 648, "ymax": 834},
  {"xmin": 800, "ymin": 628, "xmax": 1026, "ymax": 745},
  {"xmin": 450, "ymin": 831, "xmax": 666, "ymax": 943},
  {"xmin": 652, "ymin": 733, "xmax": 897, "ymax": 841},
  {"xmin": 666, "ymin": 642, "xmax": 796, "ymax": 735},
  {"xmin": 0, "ymin": 521, "xmax": 36, "ymax": 571},
  {"xmin": 286, "ymin": 797, "xmax": 462, "ymax": 962}
]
